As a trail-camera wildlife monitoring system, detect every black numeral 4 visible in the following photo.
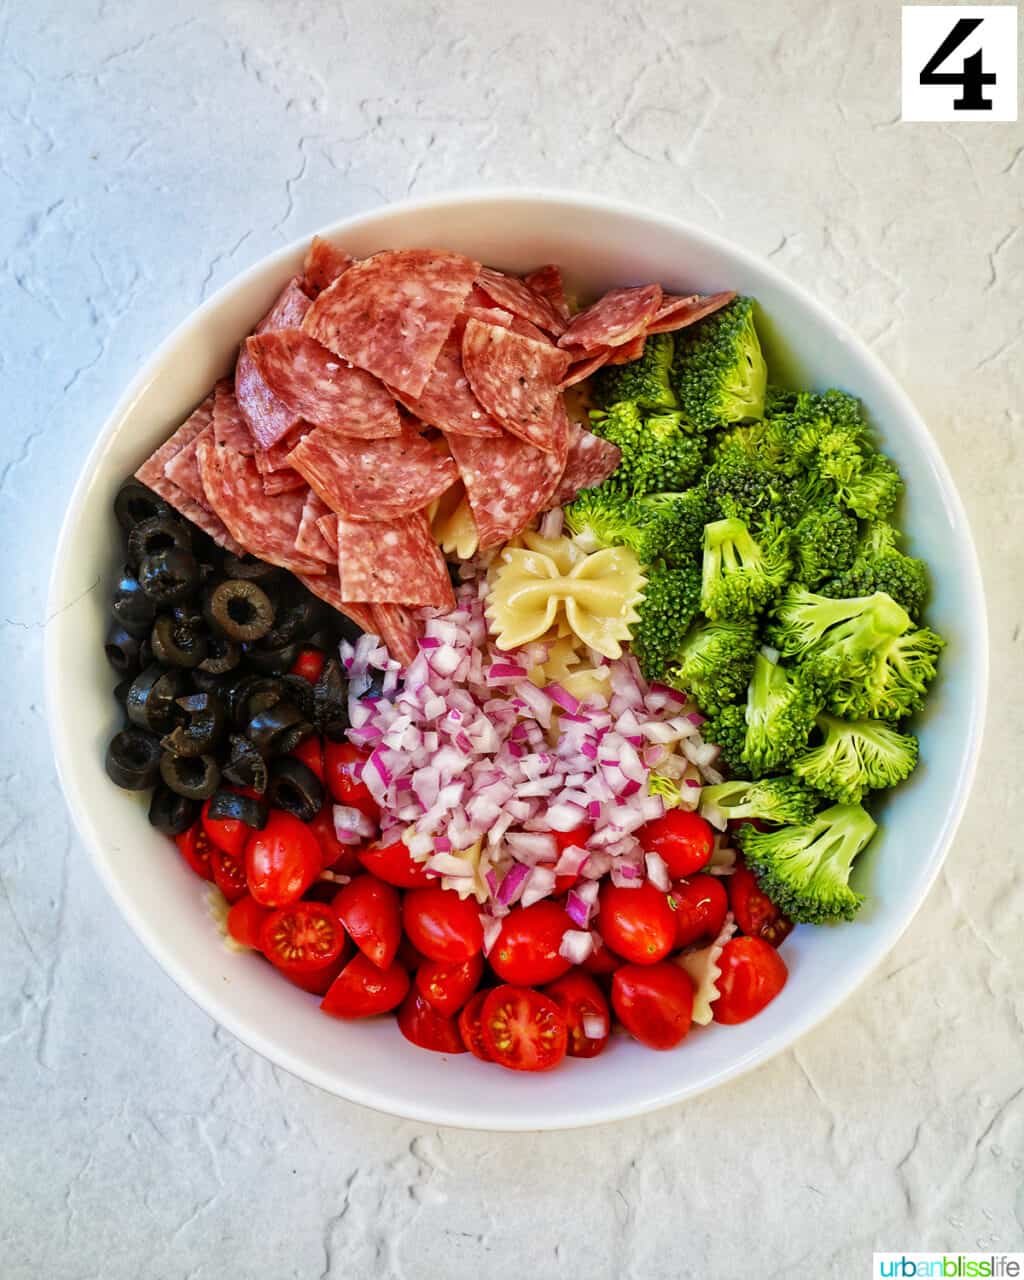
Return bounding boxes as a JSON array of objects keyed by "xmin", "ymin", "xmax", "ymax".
[{"xmin": 919, "ymin": 17, "xmax": 996, "ymax": 110}]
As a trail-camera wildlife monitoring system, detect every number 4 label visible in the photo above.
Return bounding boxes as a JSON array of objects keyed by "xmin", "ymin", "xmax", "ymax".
[{"xmin": 902, "ymin": 6, "xmax": 1018, "ymax": 121}]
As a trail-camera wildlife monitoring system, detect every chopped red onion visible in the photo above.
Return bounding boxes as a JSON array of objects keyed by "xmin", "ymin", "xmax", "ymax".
[
  {"xmin": 558, "ymin": 929, "xmax": 594, "ymax": 964},
  {"xmin": 581, "ymin": 1013, "xmax": 608, "ymax": 1040},
  {"xmin": 333, "ymin": 805, "xmax": 376, "ymax": 844},
  {"xmin": 645, "ymin": 851, "xmax": 671, "ymax": 891},
  {"xmin": 520, "ymin": 865, "xmax": 556, "ymax": 908},
  {"xmin": 497, "ymin": 862, "xmax": 531, "ymax": 905}
]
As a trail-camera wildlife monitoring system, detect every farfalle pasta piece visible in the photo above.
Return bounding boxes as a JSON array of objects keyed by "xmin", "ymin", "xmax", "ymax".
[
  {"xmin": 431, "ymin": 481, "xmax": 479, "ymax": 559},
  {"xmin": 675, "ymin": 912, "xmax": 738, "ymax": 1026},
  {"xmin": 486, "ymin": 535, "xmax": 645, "ymax": 659}
]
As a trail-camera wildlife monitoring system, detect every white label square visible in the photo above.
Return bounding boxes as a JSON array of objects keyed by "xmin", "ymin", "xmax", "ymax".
[{"xmin": 902, "ymin": 6, "xmax": 1018, "ymax": 121}]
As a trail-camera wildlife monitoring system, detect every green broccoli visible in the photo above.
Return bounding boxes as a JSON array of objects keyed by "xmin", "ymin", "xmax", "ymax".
[
  {"xmin": 822, "ymin": 521, "xmax": 928, "ymax": 618},
  {"xmin": 764, "ymin": 384, "xmax": 799, "ymax": 417},
  {"xmin": 771, "ymin": 389, "xmax": 869, "ymax": 471},
  {"xmin": 635, "ymin": 488, "xmax": 712, "ymax": 567},
  {"xmin": 832, "ymin": 626, "xmax": 944, "ymax": 721},
  {"xmin": 665, "ymin": 617, "xmax": 760, "ymax": 717},
  {"xmin": 630, "ymin": 562, "xmax": 703, "ymax": 683},
  {"xmin": 792, "ymin": 712, "xmax": 919, "ymax": 803},
  {"xmin": 766, "ymin": 588, "xmax": 910, "ymax": 668},
  {"xmin": 702, "ymin": 446, "xmax": 805, "ymax": 528},
  {"xmin": 791, "ymin": 505, "xmax": 860, "ymax": 587},
  {"xmin": 701, "ymin": 517, "xmax": 792, "ymax": 621},
  {"xmin": 736, "ymin": 802, "xmax": 878, "ymax": 923},
  {"xmin": 564, "ymin": 484, "xmax": 663, "ymax": 562},
  {"xmin": 827, "ymin": 452, "xmax": 903, "ymax": 521},
  {"xmin": 700, "ymin": 776, "xmax": 820, "ymax": 826},
  {"xmin": 647, "ymin": 773, "xmax": 685, "ymax": 808},
  {"xmin": 701, "ymin": 703, "xmax": 752, "ymax": 778},
  {"xmin": 593, "ymin": 332, "xmax": 678, "ymax": 411},
  {"xmin": 742, "ymin": 652, "xmax": 823, "ymax": 777},
  {"xmin": 671, "ymin": 296, "xmax": 768, "ymax": 430},
  {"xmin": 588, "ymin": 402, "xmax": 707, "ymax": 495}
]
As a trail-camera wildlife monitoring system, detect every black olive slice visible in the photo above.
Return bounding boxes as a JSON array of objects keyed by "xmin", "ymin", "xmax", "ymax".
[
  {"xmin": 127, "ymin": 514, "xmax": 192, "ymax": 568},
  {"xmin": 150, "ymin": 614, "xmax": 208, "ymax": 669},
  {"xmin": 105, "ymin": 727, "xmax": 162, "ymax": 790},
  {"xmin": 266, "ymin": 757, "xmax": 323, "ymax": 823},
  {"xmin": 221, "ymin": 734, "xmax": 269, "ymax": 793},
  {"xmin": 279, "ymin": 673, "xmax": 316, "ymax": 720},
  {"xmin": 220, "ymin": 551, "xmax": 280, "ymax": 583},
  {"xmin": 148, "ymin": 785, "xmax": 200, "ymax": 835},
  {"xmin": 246, "ymin": 702, "xmax": 312, "ymax": 756},
  {"xmin": 232, "ymin": 677, "xmax": 289, "ymax": 729},
  {"xmin": 206, "ymin": 789, "xmax": 268, "ymax": 830},
  {"xmin": 113, "ymin": 676, "xmax": 134, "ymax": 705},
  {"xmin": 104, "ymin": 621, "xmax": 145, "ymax": 678},
  {"xmin": 161, "ymin": 691, "xmax": 226, "ymax": 757},
  {"xmin": 256, "ymin": 585, "xmax": 323, "ymax": 650},
  {"xmin": 241, "ymin": 641, "xmax": 299, "ymax": 676},
  {"xmin": 312, "ymin": 657, "xmax": 350, "ymax": 740},
  {"xmin": 111, "ymin": 566, "xmax": 157, "ymax": 634},
  {"xmin": 137, "ymin": 547, "xmax": 201, "ymax": 605},
  {"xmin": 159, "ymin": 750, "xmax": 220, "ymax": 799},
  {"xmin": 114, "ymin": 479, "xmax": 172, "ymax": 534},
  {"xmin": 198, "ymin": 632, "xmax": 241, "ymax": 675},
  {"xmin": 125, "ymin": 664, "xmax": 190, "ymax": 734},
  {"xmin": 207, "ymin": 579, "xmax": 275, "ymax": 642}
]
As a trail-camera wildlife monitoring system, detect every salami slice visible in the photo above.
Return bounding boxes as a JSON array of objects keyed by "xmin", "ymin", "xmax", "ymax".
[
  {"xmin": 646, "ymin": 290, "xmax": 736, "ymax": 335},
  {"xmin": 558, "ymin": 284, "xmax": 662, "ymax": 353},
  {"xmin": 195, "ymin": 438, "xmax": 325, "ymax": 575},
  {"xmin": 296, "ymin": 568, "xmax": 376, "ymax": 633},
  {"xmin": 606, "ymin": 331, "xmax": 647, "ymax": 366},
  {"xmin": 371, "ymin": 603, "xmax": 421, "ymax": 668},
  {"xmin": 295, "ymin": 490, "xmax": 334, "ymax": 563},
  {"xmin": 261, "ymin": 468, "xmax": 306, "ymax": 496},
  {"xmin": 213, "ymin": 378, "xmax": 256, "ymax": 454},
  {"xmin": 286, "ymin": 422, "xmax": 458, "ymax": 522},
  {"xmin": 246, "ymin": 329, "xmax": 401, "ymax": 439},
  {"xmin": 559, "ymin": 349, "xmax": 611, "ymax": 389},
  {"xmin": 524, "ymin": 264, "xmax": 571, "ymax": 324},
  {"xmin": 235, "ymin": 278, "xmax": 313, "ymax": 451},
  {"xmin": 389, "ymin": 331, "xmax": 502, "ymax": 438},
  {"xmin": 302, "ymin": 237, "xmax": 354, "ymax": 298},
  {"xmin": 337, "ymin": 511, "xmax": 454, "ymax": 610},
  {"xmin": 258, "ymin": 277, "xmax": 313, "ymax": 333},
  {"xmin": 303, "ymin": 248, "xmax": 480, "ymax": 398},
  {"xmin": 475, "ymin": 267, "xmax": 567, "ymax": 337},
  {"xmin": 317, "ymin": 512, "xmax": 338, "ymax": 553},
  {"xmin": 550, "ymin": 418, "xmax": 622, "ymax": 508},
  {"xmin": 461, "ymin": 319, "xmax": 570, "ymax": 453},
  {"xmin": 159, "ymin": 394, "xmax": 215, "ymax": 506}
]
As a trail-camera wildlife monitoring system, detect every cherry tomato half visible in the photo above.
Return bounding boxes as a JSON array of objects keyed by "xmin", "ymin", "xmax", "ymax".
[
  {"xmin": 210, "ymin": 846, "xmax": 248, "ymax": 903},
  {"xmin": 290, "ymin": 734, "xmax": 325, "ymax": 784},
  {"xmin": 226, "ymin": 894, "xmax": 270, "ymax": 950},
  {"xmin": 174, "ymin": 821, "xmax": 214, "ymax": 882},
  {"xmin": 713, "ymin": 937, "xmax": 788, "ymax": 1024},
  {"xmin": 332, "ymin": 874, "xmax": 401, "ymax": 971},
  {"xmin": 396, "ymin": 990, "xmax": 467, "ymax": 1054},
  {"xmin": 457, "ymin": 990, "xmax": 492, "ymax": 1061},
  {"xmin": 290, "ymin": 647, "xmax": 327, "ymax": 684},
  {"xmin": 201, "ymin": 794, "xmax": 250, "ymax": 859},
  {"xmin": 670, "ymin": 874, "xmax": 729, "ymax": 949},
  {"xmin": 544, "ymin": 970, "xmax": 610, "ymax": 1058},
  {"xmin": 401, "ymin": 887, "xmax": 483, "ymax": 963},
  {"xmin": 489, "ymin": 901, "xmax": 573, "ymax": 986},
  {"xmin": 359, "ymin": 840, "xmax": 432, "ymax": 888},
  {"xmin": 324, "ymin": 742, "xmax": 379, "ymax": 821},
  {"xmin": 415, "ymin": 953, "xmax": 484, "ymax": 1018},
  {"xmin": 308, "ymin": 804, "xmax": 361, "ymax": 875},
  {"xmin": 611, "ymin": 962, "xmax": 695, "ymax": 1050},
  {"xmin": 320, "ymin": 952, "xmax": 410, "ymax": 1018},
  {"xmin": 639, "ymin": 809, "xmax": 715, "ymax": 879},
  {"xmin": 245, "ymin": 811, "xmax": 322, "ymax": 907},
  {"xmin": 581, "ymin": 940, "xmax": 623, "ymax": 976},
  {"xmin": 541, "ymin": 824, "xmax": 593, "ymax": 894},
  {"xmin": 260, "ymin": 901, "xmax": 347, "ymax": 980},
  {"xmin": 480, "ymin": 985, "xmax": 568, "ymax": 1072},
  {"xmin": 598, "ymin": 881, "xmax": 677, "ymax": 965},
  {"xmin": 728, "ymin": 861, "xmax": 794, "ymax": 948}
]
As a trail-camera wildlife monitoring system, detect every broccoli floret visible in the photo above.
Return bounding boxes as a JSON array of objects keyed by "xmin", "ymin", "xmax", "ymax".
[
  {"xmin": 671, "ymin": 296, "xmax": 768, "ymax": 430},
  {"xmin": 666, "ymin": 617, "xmax": 760, "ymax": 717},
  {"xmin": 791, "ymin": 505, "xmax": 859, "ymax": 587},
  {"xmin": 831, "ymin": 626, "xmax": 944, "ymax": 721},
  {"xmin": 703, "ymin": 447, "xmax": 805, "ymax": 528},
  {"xmin": 771, "ymin": 389, "xmax": 869, "ymax": 470},
  {"xmin": 636, "ymin": 488, "xmax": 712, "ymax": 567},
  {"xmin": 631, "ymin": 562, "xmax": 703, "ymax": 682},
  {"xmin": 764, "ymin": 384, "xmax": 798, "ymax": 417},
  {"xmin": 701, "ymin": 703, "xmax": 752, "ymax": 779},
  {"xmin": 701, "ymin": 517, "xmax": 792, "ymax": 621},
  {"xmin": 593, "ymin": 332, "xmax": 678, "ymax": 411},
  {"xmin": 564, "ymin": 484, "xmax": 663, "ymax": 562},
  {"xmin": 792, "ymin": 712, "xmax": 919, "ymax": 803},
  {"xmin": 766, "ymin": 589, "xmax": 910, "ymax": 668},
  {"xmin": 828, "ymin": 452, "xmax": 903, "ymax": 521},
  {"xmin": 700, "ymin": 776, "xmax": 820, "ymax": 826},
  {"xmin": 742, "ymin": 652, "xmax": 822, "ymax": 777},
  {"xmin": 822, "ymin": 521, "xmax": 928, "ymax": 618},
  {"xmin": 736, "ymin": 802, "xmax": 878, "ymax": 923},
  {"xmin": 647, "ymin": 772, "xmax": 685, "ymax": 809},
  {"xmin": 588, "ymin": 403, "xmax": 707, "ymax": 495}
]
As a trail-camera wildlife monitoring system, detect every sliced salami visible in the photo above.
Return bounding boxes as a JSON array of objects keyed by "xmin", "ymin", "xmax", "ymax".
[
  {"xmin": 606, "ymin": 331, "xmax": 647, "ymax": 366},
  {"xmin": 560, "ymin": 349, "xmax": 611, "ymax": 389},
  {"xmin": 195, "ymin": 438, "xmax": 325, "ymax": 575},
  {"xmin": 550, "ymin": 418, "xmax": 622, "ymax": 508},
  {"xmin": 261, "ymin": 467, "xmax": 306, "ymax": 496},
  {"xmin": 213, "ymin": 378, "xmax": 256, "ymax": 454},
  {"xmin": 235, "ymin": 278, "xmax": 313, "ymax": 451},
  {"xmin": 645, "ymin": 290, "xmax": 736, "ymax": 335},
  {"xmin": 371, "ymin": 603, "xmax": 421, "ymax": 668},
  {"xmin": 301, "ymin": 237, "xmax": 354, "ymax": 298},
  {"xmin": 286, "ymin": 422, "xmax": 458, "ymax": 522},
  {"xmin": 558, "ymin": 284, "xmax": 662, "ymax": 353},
  {"xmin": 475, "ymin": 266, "xmax": 567, "ymax": 336},
  {"xmin": 461, "ymin": 318, "xmax": 570, "ymax": 453},
  {"xmin": 337, "ymin": 511, "xmax": 454, "ymax": 610},
  {"xmin": 317, "ymin": 512, "xmax": 338, "ymax": 553},
  {"xmin": 295, "ymin": 490, "xmax": 334, "ymax": 563},
  {"xmin": 158, "ymin": 394, "xmax": 215, "ymax": 507},
  {"xmin": 389, "ymin": 331, "xmax": 502, "ymax": 438},
  {"xmin": 258, "ymin": 276, "xmax": 313, "ymax": 333},
  {"xmin": 246, "ymin": 329, "xmax": 401, "ymax": 439},
  {"xmin": 303, "ymin": 248, "xmax": 480, "ymax": 398},
  {"xmin": 524, "ymin": 264, "xmax": 571, "ymax": 325},
  {"xmin": 296, "ymin": 568, "xmax": 376, "ymax": 634}
]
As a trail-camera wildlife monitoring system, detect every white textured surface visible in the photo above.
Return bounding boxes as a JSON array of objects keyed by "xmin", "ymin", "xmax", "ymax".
[{"xmin": 1, "ymin": 1, "xmax": 1021, "ymax": 1274}]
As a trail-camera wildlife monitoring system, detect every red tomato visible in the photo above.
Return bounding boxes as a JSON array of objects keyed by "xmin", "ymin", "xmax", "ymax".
[
  {"xmin": 639, "ymin": 809, "xmax": 715, "ymax": 879},
  {"xmin": 415, "ymin": 953, "xmax": 484, "ymax": 1018},
  {"xmin": 544, "ymin": 970, "xmax": 610, "ymax": 1058},
  {"xmin": 332, "ymin": 874, "xmax": 401, "ymax": 970},
  {"xmin": 245, "ymin": 811, "xmax": 321, "ymax": 907},
  {"xmin": 396, "ymin": 990, "xmax": 467, "ymax": 1054},
  {"xmin": 307, "ymin": 804, "xmax": 362, "ymax": 875},
  {"xmin": 598, "ymin": 881, "xmax": 677, "ymax": 965},
  {"xmin": 290, "ymin": 647, "xmax": 327, "ymax": 683},
  {"xmin": 283, "ymin": 954, "xmax": 347, "ymax": 996},
  {"xmin": 174, "ymin": 821, "xmax": 214, "ymax": 881},
  {"xmin": 226, "ymin": 894, "xmax": 270, "ymax": 949},
  {"xmin": 541, "ymin": 824, "xmax": 593, "ymax": 894},
  {"xmin": 210, "ymin": 846, "xmax": 248, "ymax": 903},
  {"xmin": 290, "ymin": 734, "xmax": 325, "ymax": 783},
  {"xmin": 200, "ymin": 795, "xmax": 250, "ymax": 859},
  {"xmin": 670, "ymin": 874, "xmax": 729, "ymax": 948},
  {"xmin": 320, "ymin": 952, "xmax": 409, "ymax": 1017},
  {"xmin": 397, "ymin": 936, "xmax": 426, "ymax": 972},
  {"xmin": 729, "ymin": 860, "xmax": 794, "ymax": 947},
  {"xmin": 324, "ymin": 742, "xmax": 379, "ymax": 821},
  {"xmin": 714, "ymin": 937, "xmax": 788, "ymax": 1024},
  {"xmin": 359, "ymin": 840, "xmax": 432, "ymax": 888},
  {"xmin": 457, "ymin": 990, "xmax": 492, "ymax": 1061},
  {"xmin": 489, "ymin": 901, "xmax": 573, "ymax": 986},
  {"xmin": 611, "ymin": 962, "xmax": 695, "ymax": 1050},
  {"xmin": 480, "ymin": 985, "xmax": 568, "ymax": 1072},
  {"xmin": 401, "ymin": 887, "xmax": 483, "ymax": 963},
  {"xmin": 260, "ymin": 901, "xmax": 347, "ymax": 981},
  {"xmin": 581, "ymin": 940, "xmax": 623, "ymax": 976}
]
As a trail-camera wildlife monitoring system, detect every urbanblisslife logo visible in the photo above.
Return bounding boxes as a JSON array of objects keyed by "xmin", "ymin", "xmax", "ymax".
[{"xmin": 874, "ymin": 1255, "xmax": 1024, "ymax": 1278}]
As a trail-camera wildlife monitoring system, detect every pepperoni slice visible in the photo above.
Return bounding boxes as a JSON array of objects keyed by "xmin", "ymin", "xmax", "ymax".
[
  {"xmin": 235, "ymin": 277, "xmax": 313, "ymax": 450},
  {"xmin": 524, "ymin": 264, "xmax": 571, "ymax": 325},
  {"xmin": 303, "ymin": 248, "xmax": 480, "ymax": 398},
  {"xmin": 550, "ymin": 418, "xmax": 622, "ymax": 508},
  {"xmin": 461, "ymin": 319, "xmax": 570, "ymax": 453},
  {"xmin": 389, "ymin": 330, "xmax": 502, "ymax": 438},
  {"xmin": 317, "ymin": 513, "xmax": 338, "ymax": 553},
  {"xmin": 645, "ymin": 290, "xmax": 736, "ymax": 335},
  {"xmin": 296, "ymin": 569, "xmax": 376, "ymax": 634},
  {"xmin": 258, "ymin": 277, "xmax": 313, "ymax": 332},
  {"xmin": 302, "ymin": 237, "xmax": 354, "ymax": 298},
  {"xmin": 295, "ymin": 490, "xmax": 334, "ymax": 563},
  {"xmin": 261, "ymin": 467, "xmax": 306, "ymax": 495},
  {"xmin": 245, "ymin": 329, "xmax": 401, "ymax": 439},
  {"xmin": 162, "ymin": 398, "xmax": 215, "ymax": 507},
  {"xmin": 371, "ymin": 603, "xmax": 422, "ymax": 667},
  {"xmin": 337, "ymin": 511, "xmax": 454, "ymax": 609},
  {"xmin": 558, "ymin": 284, "xmax": 663, "ymax": 354},
  {"xmin": 475, "ymin": 267, "xmax": 567, "ymax": 336},
  {"xmin": 606, "ymin": 331, "xmax": 647, "ymax": 365},
  {"xmin": 212, "ymin": 378, "xmax": 256, "ymax": 454},
  {"xmin": 195, "ymin": 438, "xmax": 325, "ymax": 575},
  {"xmin": 286, "ymin": 423, "xmax": 458, "ymax": 522},
  {"xmin": 559, "ymin": 349, "xmax": 611, "ymax": 389}
]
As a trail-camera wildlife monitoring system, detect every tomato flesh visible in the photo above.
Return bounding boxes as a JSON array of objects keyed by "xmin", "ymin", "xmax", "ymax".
[
  {"xmin": 544, "ymin": 970, "xmax": 610, "ymax": 1058},
  {"xmin": 359, "ymin": 839, "xmax": 432, "ymax": 888},
  {"xmin": 401, "ymin": 887, "xmax": 483, "ymax": 963},
  {"xmin": 261, "ymin": 901, "xmax": 346, "ymax": 979},
  {"xmin": 174, "ymin": 821, "xmax": 214, "ymax": 881},
  {"xmin": 480, "ymin": 985, "xmax": 568, "ymax": 1072},
  {"xmin": 320, "ymin": 952, "xmax": 409, "ymax": 1018},
  {"xmin": 210, "ymin": 846, "xmax": 248, "ymax": 903},
  {"xmin": 457, "ymin": 990, "xmax": 492, "ymax": 1061},
  {"xmin": 332, "ymin": 874, "xmax": 401, "ymax": 970},
  {"xmin": 324, "ymin": 742, "xmax": 379, "ymax": 821},
  {"xmin": 598, "ymin": 881, "xmax": 677, "ymax": 965},
  {"xmin": 245, "ymin": 811, "xmax": 321, "ymax": 907},
  {"xmin": 308, "ymin": 804, "xmax": 361, "ymax": 875},
  {"xmin": 713, "ymin": 936, "xmax": 788, "ymax": 1024},
  {"xmin": 639, "ymin": 809, "xmax": 715, "ymax": 879},
  {"xmin": 728, "ymin": 860, "xmax": 793, "ymax": 947},
  {"xmin": 289, "ymin": 734, "xmax": 325, "ymax": 783},
  {"xmin": 290, "ymin": 647, "xmax": 327, "ymax": 683},
  {"xmin": 396, "ymin": 990, "xmax": 467, "ymax": 1053},
  {"xmin": 201, "ymin": 795, "xmax": 250, "ymax": 859},
  {"xmin": 489, "ymin": 901, "xmax": 573, "ymax": 986},
  {"xmin": 611, "ymin": 962, "xmax": 695, "ymax": 1050},
  {"xmin": 670, "ymin": 874, "xmax": 729, "ymax": 948},
  {"xmin": 226, "ymin": 894, "xmax": 270, "ymax": 949},
  {"xmin": 415, "ymin": 953, "xmax": 484, "ymax": 1018}
]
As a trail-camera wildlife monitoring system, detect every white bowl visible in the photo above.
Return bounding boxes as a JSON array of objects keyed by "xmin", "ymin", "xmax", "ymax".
[{"xmin": 45, "ymin": 191, "xmax": 987, "ymax": 1130}]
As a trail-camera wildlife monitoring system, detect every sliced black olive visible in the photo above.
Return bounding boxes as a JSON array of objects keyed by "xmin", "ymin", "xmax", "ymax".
[
  {"xmin": 198, "ymin": 632, "xmax": 240, "ymax": 675},
  {"xmin": 333, "ymin": 611, "xmax": 365, "ymax": 647},
  {"xmin": 256, "ymin": 583, "xmax": 323, "ymax": 650},
  {"xmin": 105, "ymin": 727, "xmax": 162, "ymax": 790},
  {"xmin": 232, "ymin": 676, "xmax": 288, "ymax": 729},
  {"xmin": 305, "ymin": 627, "xmax": 334, "ymax": 653},
  {"xmin": 148, "ymin": 784, "xmax": 200, "ymax": 835},
  {"xmin": 246, "ymin": 702, "xmax": 312, "ymax": 756},
  {"xmin": 138, "ymin": 547, "xmax": 201, "ymax": 605},
  {"xmin": 111, "ymin": 566, "xmax": 157, "ymax": 635},
  {"xmin": 279, "ymin": 673, "xmax": 315, "ymax": 720},
  {"xmin": 105, "ymin": 620, "xmax": 145, "ymax": 678},
  {"xmin": 161, "ymin": 691, "xmax": 226, "ymax": 757},
  {"xmin": 189, "ymin": 668, "xmax": 228, "ymax": 697},
  {"xmin": 241, "ymin": 640, "xmax": 299, "ymax": 676},
  {"xmin": 150, "ymin": 614, "xmax": 208, "ymax": 669},
  {"xmin": 113, "ymin": 676, "xmax": 134, "ymax": 705},
  {"xmin": 125, "ymin": 664, "xmax": 190, "ymax": 734},
  {"xmin": 207, "ymin": 579, "xmax": 275, "ymax": 642},
  {"xmin": 207, "ymin": 788, "xmax": 268, "ymax": 830},
  {"xmin": 114, "ymin": 479, "xmax": 172, "ymax": 534},
  {"xmin": 220, "ymin": 551, "xmax": 280, "ymax": 583},
  {"xmin": 221, "ymin": 734, "xmax": 269, "ymax": 793},
  {"xmin": 313, "ymin": 657, "xmax": 350, "ymax": 740},
  {"xmin": 127, "ymin": 514, "xmax": 192, "ymax": 569},
  {"xmin": 266, "ymin": 757, "xmax": 324, "ymax": 823},
  {"xmin": 159, "ymin": 750, "xmax": 220, "ymax": 799}
]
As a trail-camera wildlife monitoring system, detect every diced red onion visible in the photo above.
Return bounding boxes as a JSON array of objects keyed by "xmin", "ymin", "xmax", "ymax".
[
  {"xmin": 333, "ymin": 805, "xmax": 376, "ymax": 844},
  {"xmin": 520, "ymin": 865, "xmax": 556, "ymax": 908},
  {"xmin": 581, "ymin": 1013, "xmax": 608, "ymax": 1040},
  {"xmin": 644, "ymin": 851, "xmax": 671, "ymax": 891},
  {"xmin": 558, "ymin": 929, "xmax": 594, "ymax": 964},
  {"xmin": 497, "ymin": 862, "xmax": 531, "ymax": 905}
]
